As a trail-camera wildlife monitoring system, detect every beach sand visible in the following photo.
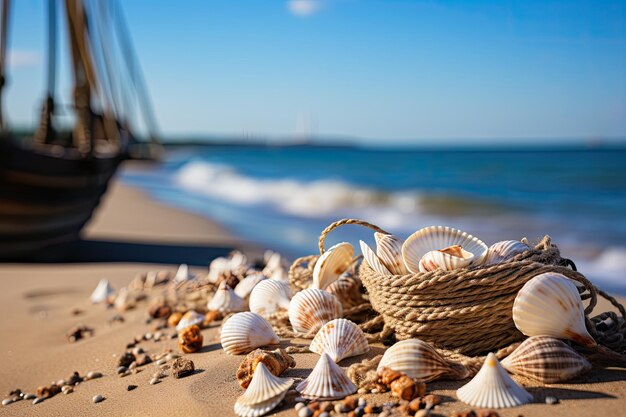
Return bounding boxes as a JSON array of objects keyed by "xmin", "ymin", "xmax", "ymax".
[{"xmin": 1, "ymin": 168, "xmax": 625, "ymax": 417}]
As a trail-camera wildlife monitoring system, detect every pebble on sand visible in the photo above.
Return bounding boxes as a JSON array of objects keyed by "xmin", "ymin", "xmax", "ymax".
[
  {"xmin": 93, "ymin": 394, "xmax": 105, "ymax": 403},
  {"xmin": 546, "ymin": 396, "xmax": 560, "ymax": 405},
  {"xmin": 127, "ymin": 385, "xmax": 138, "ymax": 391}
]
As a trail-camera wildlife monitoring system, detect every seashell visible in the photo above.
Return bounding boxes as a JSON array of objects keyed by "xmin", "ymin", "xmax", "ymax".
[
  {"xmin": 263, "ymin": 251, "xmax": 287, "ymax": 275},
  {"xmin": 485, "ymin": 240, "xmax": 529, "ymax": 265},
  {"xmin": 512, "ymin": 272, "xmax": 596, "ymax": 347},
  {"xmin": 208, "ymin": 257, "xmax": 231, "ymax": 283},
  {"xmin": 269, "ymin": 267, "xmax": 288, "ymax": 282},
  {"xmin": 90, "ymin": 278, "xmax": 114, "ymax": 303},
  {"xmin": 249, "ymin": 279, "xmax": 292, "ymax": 317},
  {"xmin": 176, "ymin": 310, "xmax": 205, "ymax": 333},
  {"xmin": 501, "ymin": 336, "xmax": 592, "ymax": 383},
  {"xmin": 234, "ymin": 274, "xmax": 267, "ymax": 299},
  {"xmin": 113, "ymin": 287, "xmax": 135, "ymax": 311},
  {"xmin": 417, "ymin": 246, "xmax": 475, "ymax": 272},
  {"xmin": 359, "ymin": 240, "xmax": 391, "ymax": 275},
  {"xmin": 296, "ymin": 353, "xmax": 357, "ymax": 400},
  {"xmin": 312, "ymin": 242, "xmax": 354, "ymax": 290},
  {"xmin": 378, "ymin": 339, "xmax": 470, "ymax": 382},
  {"xmin": 456, "ymin": 352, "xmax": 532, "ymax": 408},
  {"xmin": 236, "ymin": 348, "xmax": 296, "ymax": 389},
  {"xmin": 229, "ymin": 250, "xmax": 248, "ymax": 270},
  {"xmin": 207, "ymin": 281, "xmax": 247, "ymax": 313},
  {"xmin": 375, "ymin": 232, "xmax": 408, "ymax": 274},
  {"xmin": 221, "ymin": 312, "xmax": 280, "ymax": 355},
  {"xmin": 234, "ymin": 362, "xmax": 293, "ymax": 417},
  {"xmin": 402, "ymin": 226, "xmax": 488, "ymax": 273},
  {"xmin": 178, "ymin": 324, "xmax": 203, "ymax": 353},
  {"xmin": 174, "ymin": 264, "xmax": 195, "ymax": 283},
  {"xmin": 326, "ymin": 273, "xmax": 365, "ymax": 308},
  {"xmin": 309, "ymin": 319, "xmax": 369, "ymax": 362},
  {"xmin": 288, "ymin": 288, "xmax": 343, "ymax": 335}
]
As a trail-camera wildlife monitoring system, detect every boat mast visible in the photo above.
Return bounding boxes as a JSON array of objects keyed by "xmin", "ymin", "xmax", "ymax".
[
  {"xmin": 0, "ymin": 0, "xmax": 10, "ymax": 132},
  {"xmin": 34, "ymin": 0, "xmax": 57, "ymax": 144}
]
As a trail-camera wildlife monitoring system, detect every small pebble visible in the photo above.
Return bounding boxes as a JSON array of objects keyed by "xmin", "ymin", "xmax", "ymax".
[
  {"xmin": 166, "ymin": 353, "xmax": 179, "ymax": 361},
  {"xmin": 152, "ymin": 371, "xmax": 165, "ymax": 379},
  {"xmin": 298, "ymin": 407, "xmax": 313, "ymax": 417},
  {"xmin": 144, "ymin": 332, "xmax": 153, "ymax": 340},
  {"xmin": 358, "ymin": 397, "xmax": 366, "ymax": 407},
  {"xmin": 2, "ymin": 398, "xmax": 13, "ymax": 406},
  {"xmin": 149, "ymin": 378, "xmax": 160, "ymax": 385},
  {"xmin": 61, "ymin": 385, "xmax": 73, "ymax": 395},
  {"xmin": 295, "ymin": 402, "xmax": 305, "ymax": 411},
  {"xmin": 415, "ymin": 410, "xmax": 430, "ymax": 417},
  {"xmin": 334, "ymin": 403, "xmax": 344, "ymax": 414},
  {"xmin": 353, "ymin": 406, "xmax": 365, "ymax": 417},
  {"xmin": 92, "ymin": 394, "xmax": 105, "ymax": 403},
  {"xmin": 32, "ymin": 397, "xmax": 44, "ymax": 405},
  {"xmin": 378, "ymin": 411, "xmax": 391, "ymax": 417},
  {"xmin": 357, "ymin": 387, "xmax": 367, "ymax": 394},
  {"xmin": 319, "ymin": 413, "xmax": 330, "ymax": 417},
  {"xmin": 371, "ymin": 388, "xmax": 379, "ymax": 394},
  {"xmin": 546, "ymin": 396, "xmax": 559, "ymax": 405},
  {"xmin": 156, "ymin": 358, "xmax": 167, "ymax": 366},
  {"xmin": 86, "ymin": 371, "xmax": 102, "ymax": 380},
  {"xmin": 127, "ymin": 385, "xmax": 138, "ymax": 391},
  {"xmin": 117, "ymin": 366, "xmax": 128, "ymax": 374},
  {"xmin": 132, "ymin": 347, "xmax": 144, "ymax": 355},
  {"xmin": 24, "ymin": 394, "xmax": 36, "ymax": 400},
  {"xmin": 120, "ymin": 370, "xmax": 131, "ymax": 377}
]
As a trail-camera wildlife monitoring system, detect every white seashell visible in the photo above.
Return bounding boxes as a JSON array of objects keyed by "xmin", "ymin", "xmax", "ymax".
[
  {"xmin": 312, "ymin": 242, "xmax": 354, "ymax": 290},
  {"xmin": 457, "ymin": 352, "xmax": 533, "ymax": 408},
  {"xmin": 326, "ymin": 273, "xmax": 364, "ymax": 308},
  {"xmin": 375, "ymin": 232, "xmax": 408, "ymax": 274},
  {"xmin": 113, "ymin": 287, "xmax": 135, "ymax": 311},
  {"xmin": 221, "ymin": 312, "xmax": 280, "ymax": 355},
  {"xmin": 208, "ymin": 257, "xmax": 231, "ymax": 283},
  {"xmin": 418, "ymin": 246, "xmax": 475, "ymax": 272},
  {"xmin": 176, "ymin": 310, "xmax": 205, "ymax": 333},
  {"xmin": 485, "ymin": 240, "xmax": 529, "ymax": 265},
  {"xmin": 269, "ymin": 267, "xmax": 289, "ymax": 282},
  {"xmin": 263, "ymin": 251, "xmax": 287, "ymax": 274},
  {"xmin": 90, "ymin": 278, "xmax": 114, "ymax": 303},
  {"xmin": 249, "ymin": 279, "xmax": 292, "ymax": 317},
  {"xmin": 359, "ymin": 240, "xmax": 391, "ymax": 275},
  {"xmin": 234, "ymin": 362, "xmax": 293, "ymax": 417},
  {"xmin": 296, "ymin": 353, "xmax": 357, "ymax": 399},
  {"xmin": 234, "ymin": 274, "xmax": 267, "ymax": 299},
  {"xmin": 208, "ymin": 281, "xmax": 247, "ymax": 313},
  {"xmin": 229, "ymin": 251, "xmax": 248, "ymax": 269},
  {"xmin": 513, "ymin": 272, "xmax": 596, "ymax": 347},
  {"xmin": 377, "ymin": 339, "xmax": 469, "ymax": 381},
  {"xmin": 501, "ymin": 336, "xmax": 592, "ymax": 383},
  {"xmin": 309, "ymin": 319, "xmax": 369, "ymax": 362},
  {"xmin": 174, "ymin": 264, "xmax": 195, "ymax": 283},
  {"xmin": 288, "ymin": 288, "xmax": 343, "ymax": 335},
  {"xmin": 402, "ymin": 226, "xmax": 488, "ymax": 273}
]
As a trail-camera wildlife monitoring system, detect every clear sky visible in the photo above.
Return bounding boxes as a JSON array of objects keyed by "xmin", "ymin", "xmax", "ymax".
[{"xmin": 4, "ymin": 0, "xmax": 626, "ymax": 143}]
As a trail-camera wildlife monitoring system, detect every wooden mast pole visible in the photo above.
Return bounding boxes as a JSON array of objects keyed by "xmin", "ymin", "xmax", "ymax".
[{"xmin": 0, "ymin": 0, "xmax": 11, "ymax": 132}]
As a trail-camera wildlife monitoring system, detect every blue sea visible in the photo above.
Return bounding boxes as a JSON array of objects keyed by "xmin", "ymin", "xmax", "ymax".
[{"xmin": 122, "ymin": 144, "xmax": 626, "ymax": 294}]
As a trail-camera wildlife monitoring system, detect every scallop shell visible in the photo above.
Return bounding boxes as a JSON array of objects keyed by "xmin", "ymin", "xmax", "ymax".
[
  {"xmin": 221, "ymin": 312, "xmax": 280, "ymax": 355},
  {"xmin": 377, "ymin": 339, "xmax": 469, "ymax": 382},
  {"xmin": 296, "ymin": 353, "xmax": 357, "ymax": 399},
  {"xmin": 326, "ymin": 273, "xmax": 365, "ymax": 308},
  {"xmin": 512, "ymin": 272, "xmax": 596, "ymax": 347},
  {"xmin": 249, "ymin": 279, "xmax": 292, "ymax": 317},
  {"xmin": 402, "ymin": 226, "xmax": 488, "ymax": 273},
  {"xmin": 359, "ymin": 240, "xmax": 391, "ymax": 275},
  {"xmin": 174, "ymin": 264, "xmax": 195, "ymax": 283},
  {"xmin": 207, "ymin": 281, "xmax": 247, "ymax": 313},
  {"xmin": 234, "ymin": 362, "xmax": 293, "ymax": 417},
  {"xmin": 485, "ymin": 240, "xmax": 529, "ymax": 265},
  {"xmin": 176, "ymin": 310, "xmax": 205, "ymax": 333},
  {"xmin": 312, "ymin": 242, "xmax": 354, "ymax": 290},
  {"xmin": 90, "ymin": 278, "xmax": 114, "ymax": 303},
  {"xmin": 309, "ymin": 319, "xmax": 369, "ymax": 362},
  {"xmin": 457, "ymin": 353, "xmax": 532, "ymax": 408},
  {"xmin": 418, "ymin": 245, "xmax": 476, "ymax": 272},
  {"xmin": 501, "ymin": 336, "xmax": 592, "ymax": 383},
  {"xmin": 288, "ymin": 288, "xmax": 343, "ymax": 335},
  {"xmin": 234, "ymin": 274, "xmax": 267, "ymax": 299},
  {"xmin": 375, "ymin": 232, "xmax": 408, "ymax": 274}
]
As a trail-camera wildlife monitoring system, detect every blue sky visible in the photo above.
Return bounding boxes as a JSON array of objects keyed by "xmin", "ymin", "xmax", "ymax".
[{"xmin": 4, "ymin": 0, "xmax": 626, "ymax": 143}]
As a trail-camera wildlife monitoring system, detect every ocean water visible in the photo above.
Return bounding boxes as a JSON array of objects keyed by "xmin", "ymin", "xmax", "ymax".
[{"xmin": 122, "ymin": 144, "xmax": 626, "ymax": 294}]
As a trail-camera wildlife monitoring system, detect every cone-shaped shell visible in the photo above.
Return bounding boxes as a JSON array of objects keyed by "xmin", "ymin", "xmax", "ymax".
[
  {"xmin": 221, "ymin": 312, "xmax": 280, "ymax": 355},
  {"xmin": 174, "ymin": 264, "xmax": 195, "ymax": 283},
  {"xmin": 418, "ymin": 246, "xmax": 476, "ymax": 272},
  {"xmin": 375, "ymin": 232, "xmax": 407, "ymax": 274},
  {"xmin": 249, "ymin": 279, "xmax": 292, "ymax": 317},
  {"xmin": 234, "ymin": 362, "xmax": 293, "ymax": 417},
  {"xmin": 485, "ymin": 240, "xmax": 529, "ymax": 265},
  {"xmin": 359, "ymin": 240, "xmax": 391, "ymax": 275},
  {"xmin": 288, "ymin": 288, "xmax": 343, "ymax": 335},
  {"xmin": 90, "ymin": 278, "xmax": 114, "ymax": 303},
  {"xmin": 457, "ymin": 353, "xmax": 533, "ymax": 408},
  {"xmin": 501, "ymin": 336, "xmax": 592, "ymax": 383},
  {"xmin": 208, "ymin": 281, "xmax": 247, "ymax": 313},
  {"xmin": 377, "ymin": 339, "xmax": 469, "ymax": 382},
  {"xmin": 513, "ymin": 272, "xmax": 596, "ymax": 347},
  {"xmin": 309, "ymin": 319, "xmax": 369, "ymax": 362},
  {"xmin": 176, "ymin": 310, "xmax": 205, "ymax": 333},
  {"xmin": 296, "ymin": 353, "xmax": 356, "ymax": 399},
  {"xmin": 402, "ymin": 226, "xmax": 488, "ymax": 273},
  {"xmin": 234, "ymin": 274, "xmax": 267, "ymax": 299},
  {"xmin": 312, "ymin": 242, "xmax": 354, "ymax": 290}
]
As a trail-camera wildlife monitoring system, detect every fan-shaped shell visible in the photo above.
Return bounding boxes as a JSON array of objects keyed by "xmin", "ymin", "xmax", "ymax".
[
  {"xmin": 234, "ymin": 274, "xmax": 267, "ymax": 299},
  {"xmin": 326, "ymin": 273, "xmax": 364, "ymax": 308},
  {"xmin": 234, "ymin": 362, "xmax": 293, "ymax": 417},
  {"xmin": 90, "ymin": 278, "xmax": 114, "ymax": 303},
  {"xmin": 375, "ymin": 232, "xmax": 407, "ymax": 274},
  {"xmin": 359, "ymin": 240, "xmax": 391, "ymax": 275},
  {"xmin": 309, "ymin": 319, "xmax": 369, "ymax": 362},
  {"xmin": 485, "ymin": 240, "xmax": 529, "ymax": 265},
  {"xmin": 296, "ymin": 353, "xmax": 356, "ymax": 399},
  {"xmin": 418, "ymin": 246, "xmax": 475, "ymax": 272},
  {"xmin": 312, "ymin": 242, "xmax": 354, "ymax": 290},
  {"xmin": 377, "ymin": 339, "xmax": 469, "ymax": 381},
  {"xmin": 176, "ymin": 310, "xmax": 205, "ymax": 332},
  {"xmin": 174, "ymin": 264, "xmax": 195, "ymax": 283},
  {"xmin": 501, "ymin": 336, "xmax": 592, "ymax": 383},
  {"xmin": 221, "ymin": 312, "xmax": 280, "ymax": 355},
  {"xmin": 249, "ymin": 279, "xmax": 292, "ymax": 317},
  {"xmin": 402, "ymin": 226, "xmax": 488, "ymax": 273},
  {"xmin": 208, "ymin": 281, "xmax": 247, "ymax": 313},
  {"xmin": 513, "ymin": 272, "xmax": 596, "ymax": 347},
  {"xmin": 288, "ymin": 289, "xmax": 343, "ymax": 335}
]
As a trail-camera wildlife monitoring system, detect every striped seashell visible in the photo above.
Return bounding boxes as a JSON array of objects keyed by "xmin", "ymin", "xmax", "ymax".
[
  {"xmin": 513, "ymin": 272, "xmax": 596, "ymax": 347},
  {"xmin": 296, "ymin": 353, "xmax": 357, "ymax": 400},
  {"xmin": 207, "ymin": 281, "xmax": 247, "ymax": 313},
  {"xmin": 221, "ymin": 312, "xmax": 280, "ymax": 355},
  {"xmin": 234, "ymin": 273, "xmax": 267, "ymax": 299},
  {"xmin": 288, "ymin": 288, "xmax": 343, "ymax": 335},
  {"xmin": 359, "ymin": 240, "xmax": 391, "ymax": 275},
  {"xmin": 402, "ymin": 226, "xmax": 488, "ymax": 273},
  {"xmin": 234, "ymin": 362, "xmax": 294, "ymax": 417},
  {"xmin": 326, "ymin": 273, "xmax": 365, "ymax": 308},
  {"xmin": 377, "ymin": 339, "xmax": 470, "ymax": 382},
  {"xmin": 312, "ymin": 242, "xmax": 354, "ymax": 290},
  {"xmin": 418, "ymin": 246, "xmax": 475, "ymax": 272},
  {"xmin": 374, "ymin": 232, "xmax": 408, "ymax": 274},
  {"xmin": 309, "ymin": 319, "xmax": 369, "ymax": 362},
  {"xmin": 249, "ymin": 279, "xmax": 292, "ymax": 317},
  {"xmin": 174, "ymin": 264, "xmax": 196, "ymax": 283},
  {"xmin": 485, "ymin": 240, "xmax": 529, "ymax": 265},
  {"xmin": 501, "ymin": 336, "xmax": 592, "ymax": 383},
  {"xmin": 90, "ymin": 278, "xmax": 114, "ymax": 303},
  {"xmin": 176, "ymin": 310, "xmax": 205, "ymax": 333},
  {"xmin": 457, "ymin": 353, "xmax": 533, "ymax": 408}
]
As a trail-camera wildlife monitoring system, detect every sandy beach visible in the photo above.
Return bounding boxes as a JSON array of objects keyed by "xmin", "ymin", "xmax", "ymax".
[{"xmin": 1, "ymin": 168, "xmax": 625, "ymax": 417}]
